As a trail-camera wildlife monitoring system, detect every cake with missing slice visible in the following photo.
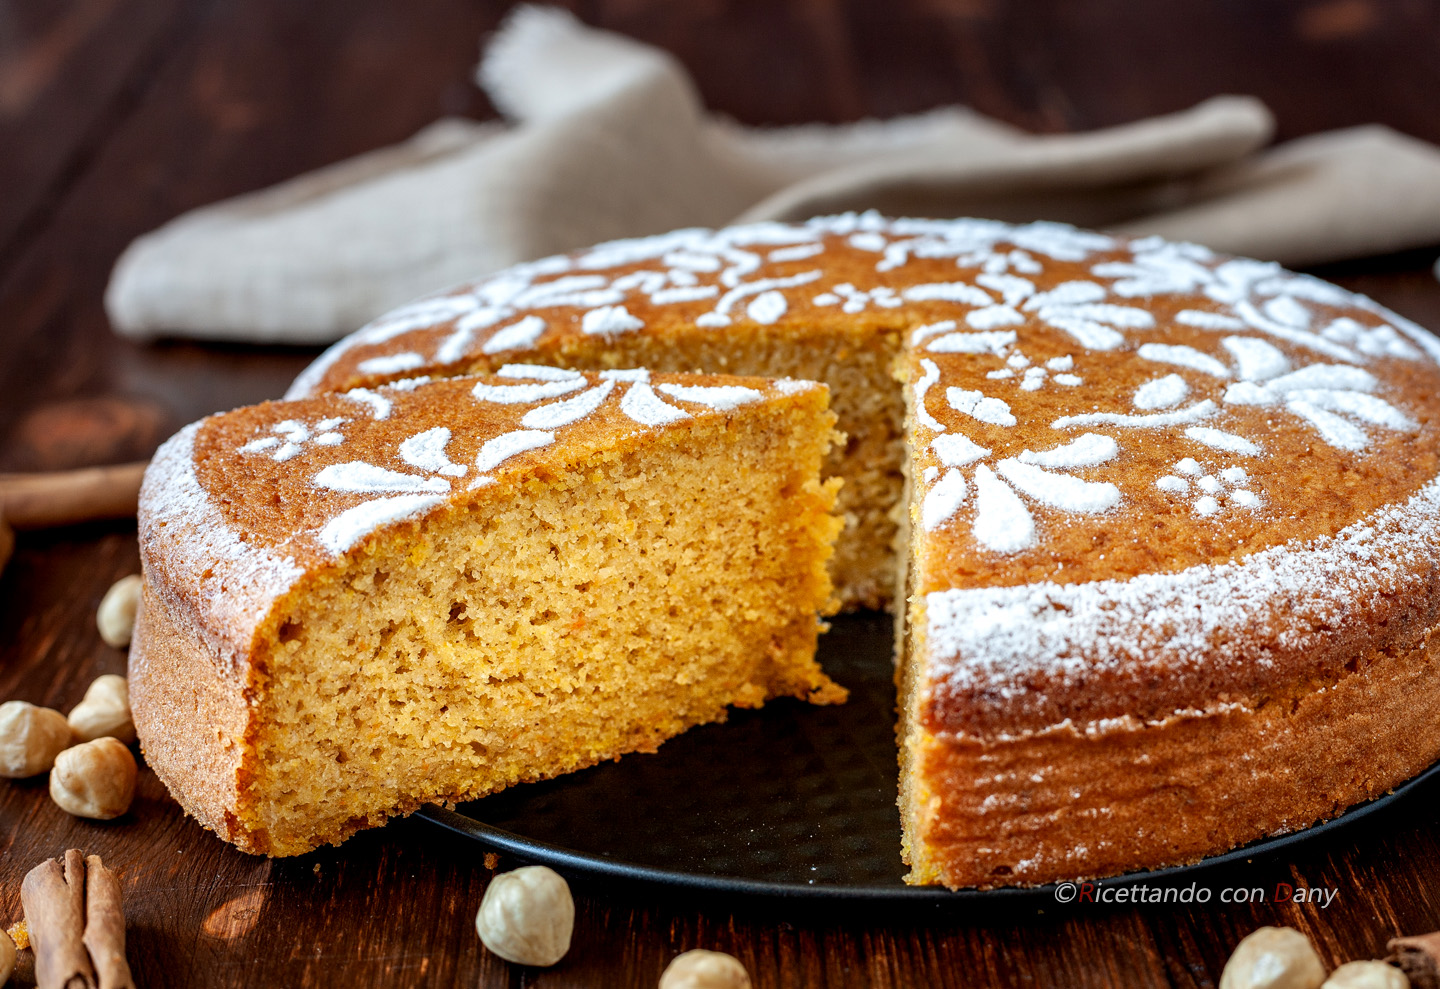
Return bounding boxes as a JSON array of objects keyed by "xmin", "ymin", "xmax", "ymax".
[
  {"xmin": 281, "ymin": 214, "xmax": 1440, "ymax": 887},
  {"xmin": 130, "ymin": 368, "xmax": 843, "ymax": 856}
]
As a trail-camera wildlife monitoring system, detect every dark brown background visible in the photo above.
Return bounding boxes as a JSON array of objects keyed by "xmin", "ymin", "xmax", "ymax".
[{"xmin": 3, "ymin": 1, "xmax": 1440, "ymax": 985}]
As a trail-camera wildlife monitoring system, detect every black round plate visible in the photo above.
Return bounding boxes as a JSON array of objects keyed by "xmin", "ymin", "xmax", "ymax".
[{"xmin": 420, "ymin": 613, "xmax": 1440, "ymax": 901}]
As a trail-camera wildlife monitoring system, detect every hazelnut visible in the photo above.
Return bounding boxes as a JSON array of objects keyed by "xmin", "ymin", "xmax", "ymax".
[
  {"xmin": 49, "ymin": 737, "xmax": 137, "ymax": 820},
  {"xmin": 1322, "ymin": 961, "xmax": 1408, "ymax": 989},
  {"xmin": 1221, "ymin": 927, "xmax": 1327, "ymax": 989},
  {"xmin": 660, "ymin": 949, "xmax": 752, "ymax": 989},
  {"xmin": 67, "ymin": 675, "xmax": 135, "ymax": 745},
  {"xmin": 96, "ymin": 575, "xmax": 142, "ymax": 648},
  {"xmin": 475, "ymin": 866, "xmax": 574, "ymax": 967},
  {"xmin": 0, "ymin": 925, "xmax": 14, "ymax": 986},
  {"xmin": 0, "ymin": 701, "xmax": 73, "ymax": 777}
]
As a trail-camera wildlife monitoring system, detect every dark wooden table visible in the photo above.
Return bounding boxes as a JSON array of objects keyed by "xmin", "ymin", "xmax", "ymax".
[{"xmin": 4, "ymin": 1, "xmax": 1440, "ymax": 985}]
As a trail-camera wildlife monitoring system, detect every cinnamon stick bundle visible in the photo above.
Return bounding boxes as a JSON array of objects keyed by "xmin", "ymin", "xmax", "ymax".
[
  {"xmin": 20, "ymin": 849, "xmax": 94, "ymax": 989},
  {"xmin": 19, "ymin": 849, "xmax": 135, "ymax": 989}
]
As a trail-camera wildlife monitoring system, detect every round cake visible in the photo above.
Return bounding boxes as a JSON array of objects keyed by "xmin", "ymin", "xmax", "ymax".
[{"xmin": 264, "ymin": 215, "xmax": 1440, "ymax": 885}]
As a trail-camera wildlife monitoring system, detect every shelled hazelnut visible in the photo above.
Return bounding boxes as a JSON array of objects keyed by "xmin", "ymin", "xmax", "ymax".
[
  {"xmin": 96, "ymin": 575, "xmax": 142, "ymax": 648},
  {"xmin": 659, "ymin": 949, "xmax": 753, "ymax": 989},
  {"xmin": 67, "ymin": 675, "xmax": 134, "ymax": 745},
  {"xmin": 1321, "ymin": 960, "xmax": 1408, "ymax": 989},
  {"xmin": 1221, "ymin": 927, "xmax": 1327, "ymax": 989},
  {"xmin": 49, "ymin": 738, "xmax": 137, "ymax": 820},
  {"xmin": 0, "ymin": 925, "xmax": 14, "ymax": 986},
  {"xmin": 475, "ymin": 866, "xmax": 574, "ymax": 967},
  {"xmin": 0, "ymin": 701, "xmax": 73, "ymax": 778}
]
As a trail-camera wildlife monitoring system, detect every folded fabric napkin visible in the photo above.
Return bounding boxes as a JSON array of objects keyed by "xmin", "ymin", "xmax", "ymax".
[{"xmin": 105, "ymin": 5, "xmax": 1440, "ymax": 345}]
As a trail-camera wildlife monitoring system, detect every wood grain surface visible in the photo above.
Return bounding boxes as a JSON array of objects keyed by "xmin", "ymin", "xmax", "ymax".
[{"xmin": 3, "ymin": 1, "xmax": 1440, "ymax": 985}]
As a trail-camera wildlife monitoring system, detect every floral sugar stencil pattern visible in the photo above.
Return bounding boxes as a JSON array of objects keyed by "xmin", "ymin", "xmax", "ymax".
[
  {"xmin": 293, "ymin": 214, "xmax": 1439, "ymax": 558},
  {"xmin": 240, "ymin": 367, "xmax": 787, "ymax": 556},
  {"xmin": 908, "ymin": 230, "xmax": 1428, "ymax": 553}
]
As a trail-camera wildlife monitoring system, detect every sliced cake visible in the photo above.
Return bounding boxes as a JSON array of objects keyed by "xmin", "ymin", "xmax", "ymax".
[
  {"xmin": 130, "ymin": 368, "xmax": 844, "ymax": 855},
  {"xmin": 281, "ymin": 215, "xmax": 1440, "ymax": 887}
]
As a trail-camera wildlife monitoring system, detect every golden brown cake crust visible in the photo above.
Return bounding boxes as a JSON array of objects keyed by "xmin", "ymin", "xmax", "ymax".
[
  {"xmin": 130, "ymin": 586, "xmax": 267, "ymax": 853},
  {"xmin": 905, "ymin": 620, "xmax": 1440, "ymax": 889}
]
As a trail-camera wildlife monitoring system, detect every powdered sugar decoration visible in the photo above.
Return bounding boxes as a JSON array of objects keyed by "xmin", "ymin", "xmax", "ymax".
[
  {"xmin": 698, "ymin": 271, "xmax": 821, "ymax": 328},
  {"xmin": 621, "ymin": 382, "xmax": 691, "ymax": 425},
  {"xmin": 357, "ymin": 352, "xmax": 425, "ymax": 376},
  {"xmin": 472, "ymin": 373, "xmax": 587, "ymax": 404},
  {"xmin": 318, "ymin": 495, "xmax": 447, "ymax": 554},
  {"xmin": 913, "ymin": 359, "xmax": 947, "ymax": 433},
  {"xmin": 1154, "ymin": 458, "xmax": 1261, "ymax": 515},
  {"xmin": 813, "ymin": 283, "xmax": 903, "ymax": 313},
  {"xmin": 927, "ymin": 330, "xmax": 1017, "ymax": 355},
  {"xmin": 475, "ymin": 430, "xmax": 555, "ymax": 471},
  {"xmin": 1016, "ymin": 433, "xmax": 1117, "ymax": 468},
  {"xmin": 283, "ymin": 214, "xmax": 1439, "ymax": 563},
  {"xmin": 1137, "ymin": 343, "xmax": 1230, "ymax": 378},
  {"xmin": 656, "ymin": 383, "xmax": 764, "ymax": 411},
  {"xmin": 986, "ymin": 352, "xmax": 1083, "ymax": 393},
  {"xmin": 1217, "ymin": 350, "xmax": 1415, "ymax": 452},
  {"xmin": 746, "ymin": 291, "xmax": 788, "ymax": 324},
  {"xmin": 1222, "ymin": 336, "xmax": 1290, "ymax": 381},
  {"xmin": 1184, "ymin": 426, "xmax": 1262, "ymax": 456},
  {"xmin": 314, "ymin": 462, "xmax": 450, "ymax": 495},
  {"xmin": 1175, "ymin": 309, "xmax": 1244, "ymax": 331},
  {"xmin": 996, "ymin": 459, "xmax": 1121, "ymax": 514},
  {"xmin": 970, "ymin": 465, "xmax": 1036, "ymax": 551},
  {"xmin": 341, "ymin": 388, "xmax": 392, "ymax": 420},
  {"xmin": 920, "ymin": 433, "xmax": 1123, "ymax": 543},
  {"xmin": 1133, "ymin": 374, "xmax": 1190, "ymax": 410},
  {"xmin": 922, "ymin": 469, "xmax": 969, "ymax": 531},
  {"xmin": 399, "ymin": 427, "xmax": 468, "ymax": 476},
  {"xmin": 582, "ymin": 305, "xmax": 644, "ymax": 337},
  {"xmin": 482, "ymin": 366, "xmax": 777, "ymax": 432},
  {"xmin": 932, "ymin": 432, "xmax": 990, "ymax": 467},
  {"xmin": 1052, "ymin": 401, "xmax": 1217, "ymax": 430},
  {"xmin": 947, "ymin": 388, "xmax": 1016, "ymax": 427},
  {"xmin": 239, "ymin": 417, "xmax": 348, "ymax": 461},
  {"xmin": 521, "ymin": 380, "xmax": 616, "ymax": 429},
  {"xmin": 480, "ymin": 315, "xmax": 548, "ymax": 356}
]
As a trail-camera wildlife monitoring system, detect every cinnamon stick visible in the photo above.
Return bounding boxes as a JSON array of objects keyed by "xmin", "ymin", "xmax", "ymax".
[
  {"xmin": 82, "ymin": 856, "xmax": 134, "ymax": 989},
  {"xmin": 20, "ymin": 848, "xmax": 96, "ymax": 989},
  {"xmin": 0, "ymin": 461, "xmax": 147, "ymax": 529},
  {"xmin": 1389, "ymin": 931, "xmax": 1440, "ymax": 989}
]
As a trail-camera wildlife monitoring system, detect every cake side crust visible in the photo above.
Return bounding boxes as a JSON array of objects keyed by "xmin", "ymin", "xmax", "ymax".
[
  {"xmin": 902, "ymin": 621, "xmax": 1440, "ymax": 888},
  {"xmin": 130, "ymin": 585, "xmax": 268, "ymax": 853}
]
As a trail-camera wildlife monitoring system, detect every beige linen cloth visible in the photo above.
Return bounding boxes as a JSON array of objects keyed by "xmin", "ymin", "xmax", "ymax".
[{"xmin": 106, "ymin": 6, "xmax": 1440, "ymax": 345}]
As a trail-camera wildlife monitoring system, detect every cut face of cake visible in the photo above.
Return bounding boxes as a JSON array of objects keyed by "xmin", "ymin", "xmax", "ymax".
[
  {"xmin": 279, "ymin": 214, "xmax": 1440, "ymax": 887},
  {"xmin": 131, "ymin": 369, "xmax": 844, "ymax": 856}
]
